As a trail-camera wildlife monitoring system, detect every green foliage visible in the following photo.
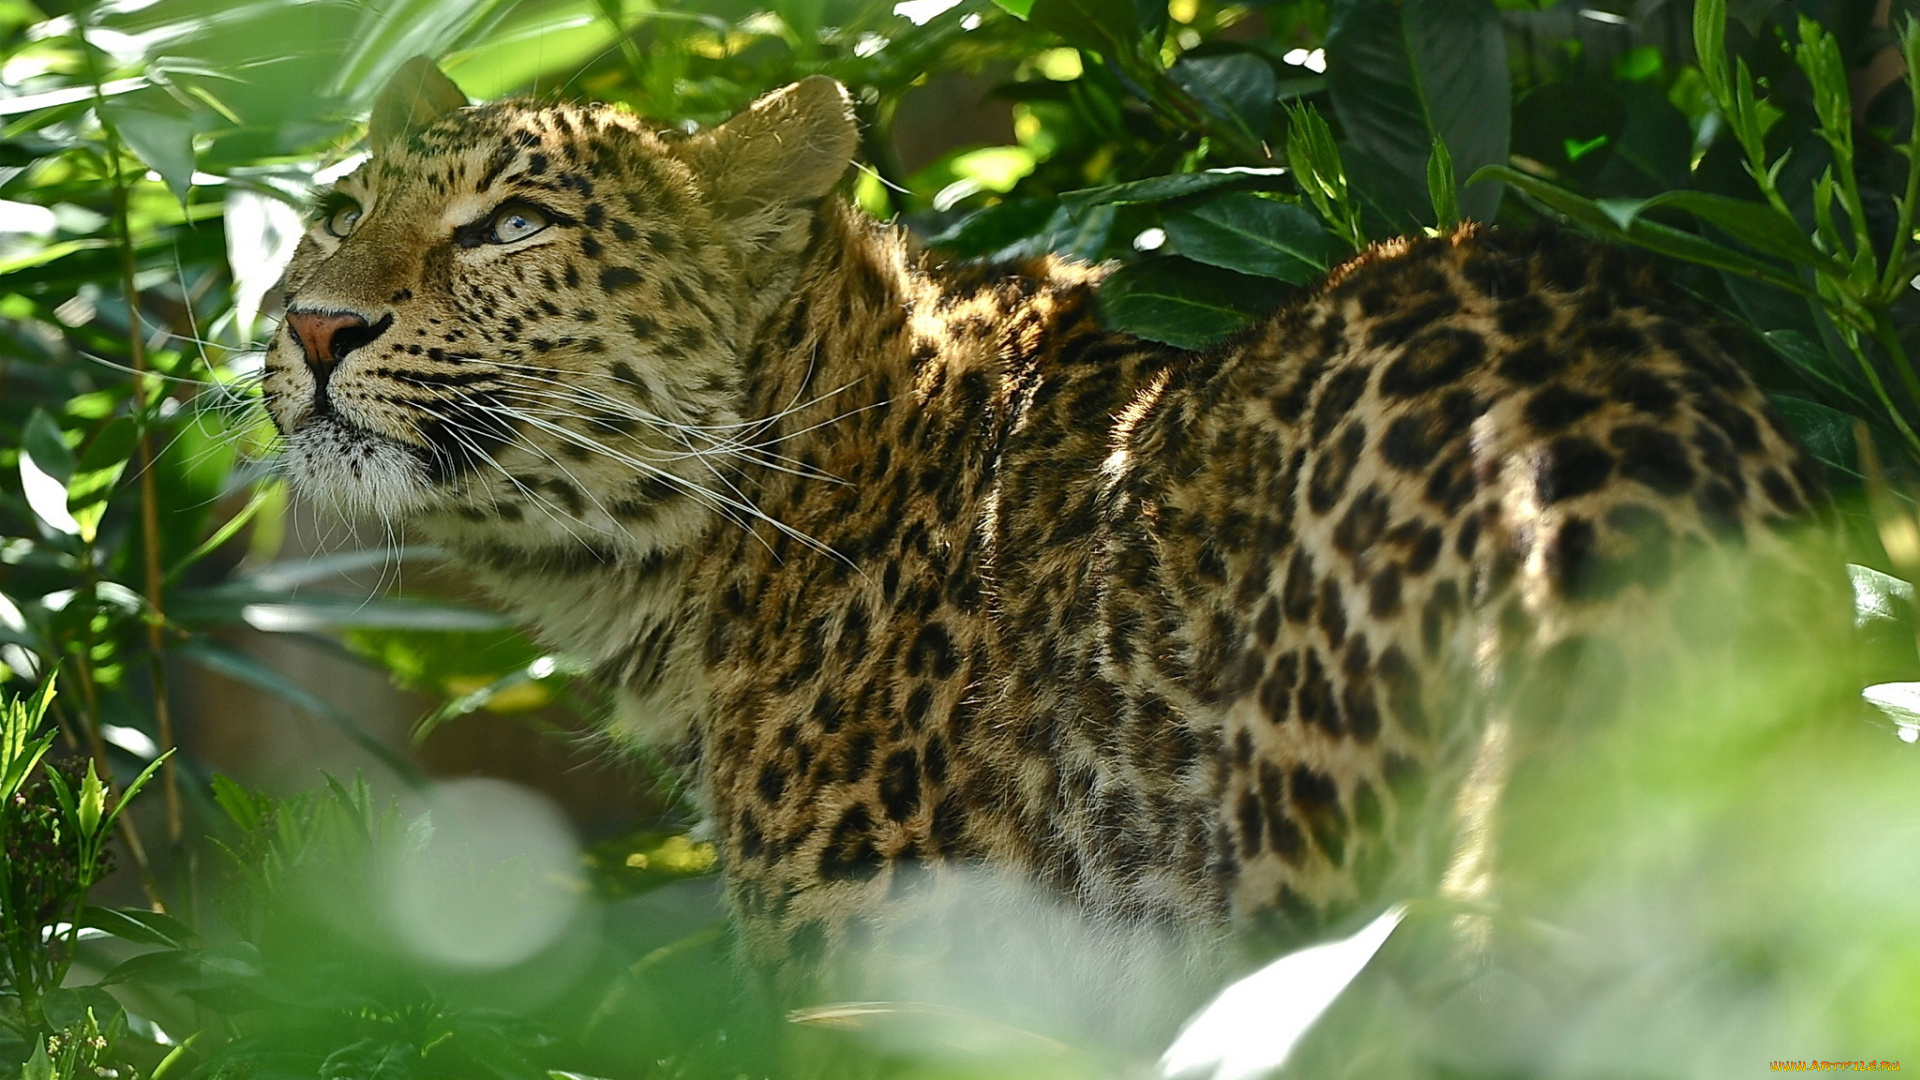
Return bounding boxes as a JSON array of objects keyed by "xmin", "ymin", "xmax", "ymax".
[
  {"xmin": 0, "ymin": 681, "xmax": 162, "ymax": 1065},
  {"xmin": 5, "ymin": 0, "xmax": 1920, "ymax": 1077}
]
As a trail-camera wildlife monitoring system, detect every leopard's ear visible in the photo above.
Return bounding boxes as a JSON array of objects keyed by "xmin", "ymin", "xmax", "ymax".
[
  {"xmin": 370, "ymin": 57, "xmax": 468, "ymax": 154},
  {"xmin": 682, "ymin": 76, "xmax": 858, "ymax": 218}
]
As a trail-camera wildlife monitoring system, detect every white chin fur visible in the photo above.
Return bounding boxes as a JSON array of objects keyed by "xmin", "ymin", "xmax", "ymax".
[{"xmin": 282, "ymin": 417, "xmax": 432, "ymax": 518}]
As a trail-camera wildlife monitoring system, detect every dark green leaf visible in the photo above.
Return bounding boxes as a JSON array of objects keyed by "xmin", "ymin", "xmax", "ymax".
[
  {"xmin": 1061, "ymin": 168, "xmax": 1289, "ymax": 211},
  {"xmin": 23, "ymin": 410, "xmax": 76, "ymax": 482},
  {"xmin": 1096, "ymin": 257, "xmax": 1284, "ymax": 349},
  {"xmin": 39, "ymin": 987, "xmax": 124, "ymax": 1032},
  {"xmin": 924, "ymin": 199, "xmax": 1061, "ymax": 257},
  {"xmin": 81, "ymin": 905, "xmax": 200, "ymax": 949},
  {"xmin": 1162, "ymin": 193, "xmax": 1334, "ymax": 282},
  {"xmin": 1326, "ymin": 0, "xmax": 1509, "ymax": 222},
  {"xmin": 1172, "ymin": 53, "xmax": 1276, "ymax": 141},
  {"xmin": 320, "ymin": 1039, "xmax": 419, "ymax": 1080},
  {"xmin": 1761, "ymin": 329, "xmax": 1863, "ymax": 406},
  {"xmin": 21, "ymin": 410, "xmax": 78, "ymax": 536},
  {"xmin": 1029, "ymin": 0, "xmax": 1140, "ymax": 57},
  {"xmin": 100, "ymin": 946, "xmax": 256, "ymax": 990},
  {"xmin": 1473, "ymin": 165, "xmax": 1816, "ymax": 297},
  {"xmin": 1770, "ymin": 394, "xmax": 1862, "ymax": 481},
  {"xmin": 988, "ymin": 202, "xmax": 1118, "ymax": 262},
  {"xmin": 1620, "ymin": 191, "xmax": 1828, "ymax": 268}
]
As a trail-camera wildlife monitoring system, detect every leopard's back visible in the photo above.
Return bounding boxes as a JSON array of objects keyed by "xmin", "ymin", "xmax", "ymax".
[{"xmin": 696, "ymin": 219, "xmax": 1826, "ymax": 965}]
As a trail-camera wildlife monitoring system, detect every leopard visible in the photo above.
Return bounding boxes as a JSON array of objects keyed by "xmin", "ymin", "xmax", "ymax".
[{"xmin": 263, "ymin": 57, "xmax": 1829, "ymax": 1014}]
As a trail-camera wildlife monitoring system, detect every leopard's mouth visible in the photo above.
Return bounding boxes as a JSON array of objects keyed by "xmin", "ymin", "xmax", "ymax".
[{"xmin": 281, "ymin": 413, "xmax": 434, "ymax": 517}]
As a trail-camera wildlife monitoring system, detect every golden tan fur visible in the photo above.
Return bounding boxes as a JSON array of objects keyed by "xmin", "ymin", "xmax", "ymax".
[{"xmin": 265, "ymin": 67, "xmax": 1826, "ymax": 986}]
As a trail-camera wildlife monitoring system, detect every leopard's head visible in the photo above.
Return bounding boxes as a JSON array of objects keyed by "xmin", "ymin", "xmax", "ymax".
[{"xmin": 264, "ymin": 59, "xmax": 857, "ymax": 551}]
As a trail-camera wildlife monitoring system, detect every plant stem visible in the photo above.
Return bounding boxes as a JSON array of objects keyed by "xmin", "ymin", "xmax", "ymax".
[
  {"xmin": 79, "ymin": 9, "xmax": 183, "ymax": 859},
  {"xmin": 1876, "ymin": 26, "xmax": 1920, "ymax": 299}
]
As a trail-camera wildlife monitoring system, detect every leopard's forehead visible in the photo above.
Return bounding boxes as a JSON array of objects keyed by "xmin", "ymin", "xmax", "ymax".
[{"xmin": 340, "ymin": 99, "xmax": 690, "ymax": 210}]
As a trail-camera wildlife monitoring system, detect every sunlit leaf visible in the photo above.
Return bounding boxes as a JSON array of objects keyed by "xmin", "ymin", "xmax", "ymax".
[
  {"xmin": 66, "ymin": 417, "xmax": 136, "ymax": 543},
  {"xmin": 21, "ymin": 409, "xmax": 80, "ymax": 536},
  {"xmin": 77, "ymin": 759, "xmax": 105, "ymax": 838}
]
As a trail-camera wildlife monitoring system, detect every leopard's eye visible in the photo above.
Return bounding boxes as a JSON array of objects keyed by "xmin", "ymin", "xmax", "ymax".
[
  {"xmin": 489, "ymin": 204, "xmax": 549, "ymax": 244},
  {"xmin": 323, "ymin": 202, "xmax": 362, "ymax": 239}
]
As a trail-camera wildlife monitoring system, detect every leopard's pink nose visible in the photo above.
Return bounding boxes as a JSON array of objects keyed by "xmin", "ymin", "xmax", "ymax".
[{"xmin": 286, "ymin": 308, "xmax": 381, "ymax": 370}]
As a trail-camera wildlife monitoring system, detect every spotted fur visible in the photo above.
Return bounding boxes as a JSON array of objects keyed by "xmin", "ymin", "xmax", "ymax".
[{"xmin": 266, "ymin": 64, "xmax": 1825, "ymax": 981}]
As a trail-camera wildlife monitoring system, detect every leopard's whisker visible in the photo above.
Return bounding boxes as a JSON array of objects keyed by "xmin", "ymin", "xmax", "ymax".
[
  {"xmin": 481, "ymin": 393, "xmax": 853, "ymax": 485},
  {"xmin": 413, "ymin": 401, "xmax": 604, "ymax": 546},
  {"xmin": 471, "ymin": 399, "xmax": 847, "ymax": 563}
]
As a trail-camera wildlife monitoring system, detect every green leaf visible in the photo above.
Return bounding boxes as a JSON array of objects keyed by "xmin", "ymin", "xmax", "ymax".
[
  {"xmin": 106, "ymin": 750, "xmax": 174, "ymax": 835},
  {"xmin": 77, "ymin": 759, "xmax": 105, "ymax": 838},
  {"xmin": 1693, "ymin": 0, "xmax": 1729, "ymax": 106},
  {"xmin": 1426, "ymin": 133, "xmax": 1457, "ymax": 231},
  {"xmin": 1061, "ymin": 167, "xmax": 1288, "ymax": 211},
  {"xmin": 1471, "ymin": 165, "xmax": 1816, "ymax": 297},
  {"xmin": 67, "ymin": 418, "xmax": 136, "ymax": 544},
  {"xmin": 21, "ymin": 410, "xmax": 79, "ymax": 536},
  {"xmin": 1325, "ymin": 0, "xmax": 1509, "ymax": 223},
  {"xmin": 319, "ymin": 1038, "xmax": 419, "ymax": 1080},
  {"xmin": 1162, "ymin": 193, "xmax": 1334, "ymax": 282},
  {"xmin": 1, "ymin": 679, "xmax": 58, "ymax": 801},
  {"xmin": 210, "ymin": 774, "xmax": 268, "ymax": 831},
  {"xmin": 924, "ymin": 199, "xmax": 1061, "ymax": 258},
  {"xmin": 990, "ymin": 0, "xmax": 1036, "ymax": 16},
  {"xmin": 166, "ymin": 483, "xmax": 278, "ymax": 582},
  {"xmin": 23, "ymin": 410, "xmax": 76, "ymax": 480},
  {"xmin": 169, "ymin": 586, "xmax": 513, "ymax": 633},
  {"xmin": 22, "ymin": 1039, "xmax": 52, "ymax": 1080},
  {"xmin": 1770, "ymin": 394, "xmax": 1863, "ymax": 482},
  {"xmin": 1097, "ymin": 257, "xmax": 1285, "ymax": 350},
  {"xmin": 1849, "ymin": 564, "xmax": 1914, "ymax": 626},
  {"xmin": 329, "ymin": 0, "xmax": 520, "ymax": 109},
  {"xmin": 40, "ymin": 987, "xmax": 125, "ymax": 1034},
  {"xmin": 1761, "ymin": 330, "xmax": 1863, "ymax": 407},
  {"xmin": 1617, "ymin": 191, "xmax": 1827, "ymax": 269},
  {"xmin": 1285, "ymin": 103, "xmax": 1364, "ymax": 250},
  {"xmin": 103, "ymin": 106, "xmax": 197, "ymax": 207},
  {"xmin": 984, "ymin": 202, "xmax": 1117, "ymax": 263},
  {"xmin": 1028, "ymin": 0, "xmax": 1140, "ymax": 58},
  {"xmin": 81, "ymin": 905, "xmax": 199, "ymax": 949},
  {"xmin": 1171, "ymin": 53, "xmax": 1277, "ymax": 141}
]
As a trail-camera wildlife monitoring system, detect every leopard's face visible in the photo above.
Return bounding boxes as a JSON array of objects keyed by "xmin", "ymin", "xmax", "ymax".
[{"xmin": 264, "ymin": 72, "xmax": 857, "ymax": 550}]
